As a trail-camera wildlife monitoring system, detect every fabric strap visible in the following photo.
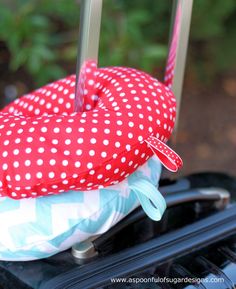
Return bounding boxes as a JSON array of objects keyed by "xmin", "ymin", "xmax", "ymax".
[
  {"xmin": 164, "ymin": 2, "xmax": 181, "ymax": 89},
  {"xmin": 129, "ymin": 178, "xmax": 166, "ymax": 221}
]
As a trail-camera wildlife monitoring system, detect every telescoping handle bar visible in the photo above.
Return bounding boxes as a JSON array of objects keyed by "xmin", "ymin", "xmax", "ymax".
[
  {"xmin": 74, "ymin": 0, "xmax": 103, "ymax": 112},
  {"xmin": 74, "ymin": 0, "xmax": 193, "ymax": 130}
]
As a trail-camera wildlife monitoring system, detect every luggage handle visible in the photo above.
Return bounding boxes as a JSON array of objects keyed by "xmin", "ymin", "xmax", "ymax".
[
  {"xmin": 71, "ymin": 186, "xmax": 229, "ymax": 261},
  {"xmin": 74, "ymin": 0, "xmax": 193, "ymax": 131},
  {"xmin": 74, "ymin": 0, "xmax": 103, "ymax": 112}
]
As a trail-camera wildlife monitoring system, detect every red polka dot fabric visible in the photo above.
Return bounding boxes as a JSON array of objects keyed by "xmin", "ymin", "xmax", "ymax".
[
  {"xmin": 0, "ymin": 65, "xmax": 182, "ymax": 199},
  {"xmin": 164, "ymin": 2, "xmax": 181, "ymax": 88}
]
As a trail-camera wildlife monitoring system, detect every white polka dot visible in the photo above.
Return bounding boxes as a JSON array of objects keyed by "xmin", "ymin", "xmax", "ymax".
[
  {"xmin": 121, "ymin": 157, "xmax": 126, "ymax": 163},
  {"xmin": 126, "ymin": 144, "xmax": 131, "ymax": 151},
  {"xmin": 26, "ymin": 148, "xmax": 32, "ymax": 154},
  {"xmin": 101, "ymin": 151, "xmax": 107, "ymax": 158},
  {"xmin": 91, "ymin": 127, "xmax": 98, "ymax": 133},
  {"xmin": 25, "ymin": 160, "xmax": 31, "ymax": 166},
  {"xmin": 89, "ymin": 170, "xmax": 95, "ymax": 175},
  {"xmin": 65, "ymin": 139, "xmax": 71, "ymax": 145},
  {"xmin": 60, "ymin": 160, "xmax": 68, "ymax": 167},
  {"xmin": 66, "ymin": 127, "xmax": 72, "ymax": 133},
  {"xmin": 139, "ymin": 124, "xmax": 144, "ymax": 130},
  {"xmin": 49, "ymin": 172, "xmax": 55, "ymax": 178},
  {"xmin": 89, "ymin": 150, "xmax": 95, "ymax": 156},
  {"xmin": 35, "ymin": 109, "xmax": 40, "ymax": 115},
  {"xmin": 15, "ymin": 175, "xmax": 21, "ymax": 181},
  {"xmin": 4, "ymin": 140, "xmax": 9, "ymax": 146},
  {"xmin": 114, "ymin": 168, "xmax": 119, "ymax": 174},
  {"xmin": 66, "ymin": 102, "xmax": 71, "ymax": 109},
  {"xmin": 106, "ymin": 164, "xmax": 111, "ymax": 170},
  {"xmin": 54, "ymin": 127, "xmax": 60, "ymax": 133},
  {"xmin": 37, "ymin": 159, "xmax": 43, "ymax": 165},
  {"xmin": 25, "ymin": 173, "xmax": 31, "ymax": 180},
  {"xmin": 38, "ymin": 147, "xmax": 44, "ymax": 153},
  {"xmin": 115, "ymin": 141, "xmax": 121, "ymax": 148},
  {"xmin": 76, "ymin": 149, "xmax": 82, "ymax": 156},
  {"xmin": 103, "ymin": 139, "xmax": 109, "ymax": 145},
  {"xmin": 87, "ymin": 163, "xmax": 93, "ymax": 169},
  {"xmin": 113, "ymin": 153, "xmax": 118, "ymax": 159},
  {"xmin": 75, "ymin": 161, "xmax": 81, "ymax": 168},
  {"xmin": 134, "ymin": 149, "xmax": 139, "ymax": 155},
  {"xmin": 41, "ymin": 127, "xmax": 47, "ymax": 133},
  {"xmin": 88, "ymin": 79, "xmax": 95, "ymax": 86},
  {"xmin": 61, "ymin": 172, "xmax": 67, "ymax": 179},
  {"xmin": 37, "ymin": 172, "xmax": 43, "ymax": 178},
  {"xmin": 52, "ymin": 139, "xmax": 58, "ymax": 145},
  {"xmin": 50, "ymin": 159, "xmax": 56, "ymax": 165},
  {"xmin": 2, "ymin": 164, "xmax": 8, "ymax": 171},
  {"xmin": 13, "ymin": 161, "xmax": 19, "ymax": 168},
  {"xmin": 13, "ymin": 149, "xmax": 19, "ymax": 155}
]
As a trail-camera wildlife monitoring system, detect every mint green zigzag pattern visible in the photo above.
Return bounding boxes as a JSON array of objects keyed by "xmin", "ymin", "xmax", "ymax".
[{"xmin": 0, "ymin": 156, "xmax": 162, "ymax": 260}]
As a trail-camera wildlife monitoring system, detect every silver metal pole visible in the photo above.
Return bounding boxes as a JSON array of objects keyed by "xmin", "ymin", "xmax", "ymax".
[
  {"xmin": 169, "ymin": 0, "xmax": 193, "ymax": 133},
  {"xmin": 74, "ymin": 0, "xmax": 103, "ymax": 112}
]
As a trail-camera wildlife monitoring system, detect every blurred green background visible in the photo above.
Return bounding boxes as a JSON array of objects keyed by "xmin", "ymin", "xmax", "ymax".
[
  {"xmin": 0, "ymin": 0, "xmax": 236, "ymax": 175},
  {"xmin": 0, "ymin": 0, "xmax": 235, "ymax": 87}
]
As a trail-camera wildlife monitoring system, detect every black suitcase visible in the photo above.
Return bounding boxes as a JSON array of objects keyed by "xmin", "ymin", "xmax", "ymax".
[{"xmin": 0, "ymin": 172, "xmax": 236, "ymax": 289}]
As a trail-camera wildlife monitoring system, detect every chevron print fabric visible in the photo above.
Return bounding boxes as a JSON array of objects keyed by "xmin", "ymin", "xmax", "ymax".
[{"xmin": 0, "ymin": 156, "xmax": 162, "ymax": 261}]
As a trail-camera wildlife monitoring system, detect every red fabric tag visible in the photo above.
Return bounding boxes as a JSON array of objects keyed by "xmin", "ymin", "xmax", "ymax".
[{"xmin": 145, "ymin": 135, "xmax": 183, "ymax": 172}]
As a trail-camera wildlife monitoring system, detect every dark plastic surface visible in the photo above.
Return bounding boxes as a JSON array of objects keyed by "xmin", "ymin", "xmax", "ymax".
[{"xmin": 41, "ymin": 204, "xmax": 236, "ymax": 289}]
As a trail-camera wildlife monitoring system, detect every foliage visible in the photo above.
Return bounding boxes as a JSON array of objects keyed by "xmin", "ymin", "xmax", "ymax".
[
  {"xmin": 190, "ymin": 0, "xmax": 236, "ymax": 82},
  {"xmin": 0, "ymin": 0, "xmax": 78, "ymax": 85},
  {"xmin": 0, "ymin": 0, "xmax": 235, "ymax": 86}
]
